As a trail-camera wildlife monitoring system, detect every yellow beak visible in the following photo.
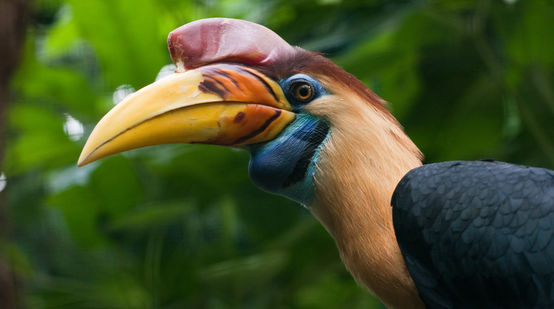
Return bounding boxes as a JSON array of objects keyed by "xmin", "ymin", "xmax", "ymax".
[{"xmin": 77, "ymin": 64, "xmax": 295, "ymax": 166}]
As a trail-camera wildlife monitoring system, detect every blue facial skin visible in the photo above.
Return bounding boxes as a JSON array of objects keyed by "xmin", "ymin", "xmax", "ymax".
[{"xmin": 247, "ymin": 74, "xmax": 330, "ymax": 206}]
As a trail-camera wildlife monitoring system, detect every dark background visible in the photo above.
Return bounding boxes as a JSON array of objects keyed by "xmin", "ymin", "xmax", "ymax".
[{"xmin": 1, "ymin": 0, "xmax": 553, "ymax": 308}]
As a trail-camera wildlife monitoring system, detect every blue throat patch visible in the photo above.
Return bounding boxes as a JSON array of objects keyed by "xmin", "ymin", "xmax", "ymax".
[{"xmin": 247, "ymin": 114, "xmax": 330, "ymax": 206}]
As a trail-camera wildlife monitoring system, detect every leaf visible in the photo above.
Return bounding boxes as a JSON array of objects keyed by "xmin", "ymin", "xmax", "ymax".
[
  {"xmin": 198, "ymin": 251, "xmax": 288, "ymax": 288},
  {"xmin": 46, "ymin": 186, "xmax": 106, "ymax": 247},
  {"xmin": 43, "ymin": 4, "xmax": 82, "ymax": 59},
  {"xmin": 505, "ymin": 1, "xmax": 554, "ymax": 66},
  {"xmin": 107, "ymin": 200, "xmax": 194, "ymax": 232},
  {"xmin": 89, "ymin": 156, "xmax": 143, "ymax": 219},
  {"xmin": 67, "ymin": 0, "xmax": 167, "ymax": 88}
]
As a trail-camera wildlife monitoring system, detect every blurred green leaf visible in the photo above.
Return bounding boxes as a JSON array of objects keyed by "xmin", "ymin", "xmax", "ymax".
[
  {"xmin": 46, "ymin": 186, "xmax": 105, "ymax": 247},
  {"xmin": 43, "ymin": 4, "xmax": 81, "ymax": 59},
  {"xmin": 198, "ymin": 251, "xmax": 288, "ymax": 288},
  {"xmin": 108, "ymin": 201, "xmax": 193, "ymax": 232},
  {"xmin": 506, "ymin": 1, "xmax": 554, "ymax": 66},
  {"xmin": 0, "ymin": 241, "xmax": 34, "ymax": 279},
  {"xmin": 67, "ymin": 0, "xmax": 167, "ymax": 88},
  {"xmin": 89, "ymin": 156, "xmax": 143, "ymax": 218}
]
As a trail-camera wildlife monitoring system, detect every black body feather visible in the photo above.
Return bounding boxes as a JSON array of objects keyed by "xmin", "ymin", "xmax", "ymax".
[{"xmin": 392, "ymin": 161, "xmax": 554, "ymax": 308}]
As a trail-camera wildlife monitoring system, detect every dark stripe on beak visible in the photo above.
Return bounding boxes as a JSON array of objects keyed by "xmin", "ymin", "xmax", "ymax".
[
  {"xmin": 239, "ymin": 68, "xmax": 280, "ymax": 103},
  {"xmin": 199, "ymin": 75, "xmax": 231, "ymax": 99},
  {"xmin": 215, "ymin": 69, "xmax": 243, "ymax": 90},
  {"xmin": 232, "ymin": 109, "xmax": 283, "ymax": 145}
]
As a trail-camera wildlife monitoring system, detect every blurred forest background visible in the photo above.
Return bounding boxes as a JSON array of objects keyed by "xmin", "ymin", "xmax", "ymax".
[{"xmin": 1, "ymin": 0, "xmax": 553, "ymax": 308}]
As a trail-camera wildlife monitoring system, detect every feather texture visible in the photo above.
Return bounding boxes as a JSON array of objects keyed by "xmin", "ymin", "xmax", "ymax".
[
  {"xmin": 393, "ymin": 161, "xmax": 554, "ymax": 308},
  {"xmin": 305, "ymin": 86, "xmax": 424, "ymax": 308}
]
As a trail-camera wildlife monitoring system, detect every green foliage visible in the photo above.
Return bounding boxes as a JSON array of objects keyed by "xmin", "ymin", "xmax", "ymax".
[{"xmin": 3, "ymin": 0, "xmax": 554, "ymax": 308}]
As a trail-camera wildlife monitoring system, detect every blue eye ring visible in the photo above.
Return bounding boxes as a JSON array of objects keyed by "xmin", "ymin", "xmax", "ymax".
[
  {"xmin": 290, "ymin": 80, "xmax": 315, "ymax": 102},
  {"xmin": 281, "ymin": 74, "xmax": 325, "ymax": 109}
]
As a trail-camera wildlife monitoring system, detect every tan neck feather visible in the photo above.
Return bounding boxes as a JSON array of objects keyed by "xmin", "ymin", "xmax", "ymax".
[{"xmin": 305, "ymin": 93, "xmax": 424, "ymax": 309}]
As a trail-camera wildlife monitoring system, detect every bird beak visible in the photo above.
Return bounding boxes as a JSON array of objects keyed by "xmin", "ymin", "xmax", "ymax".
[{"xmin": 77, "ymin": 64, "xmax": 295, "ymax": 166}]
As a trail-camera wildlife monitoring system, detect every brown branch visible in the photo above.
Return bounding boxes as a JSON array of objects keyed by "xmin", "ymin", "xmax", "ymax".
[{"xmin": 0, "ymin": 0, "xmax": 28, "ymax": 308}]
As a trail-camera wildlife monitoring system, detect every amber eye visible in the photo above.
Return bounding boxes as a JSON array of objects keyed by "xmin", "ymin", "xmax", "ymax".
[{"xmin": 291, "ymin": 82, "xmax": 314, "ymax": 102}]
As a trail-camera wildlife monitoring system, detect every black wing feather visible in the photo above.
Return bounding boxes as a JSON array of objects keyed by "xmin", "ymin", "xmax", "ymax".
[{"xmin": 392, "ymin": 160, "xmax": 554, "ymax": 309}]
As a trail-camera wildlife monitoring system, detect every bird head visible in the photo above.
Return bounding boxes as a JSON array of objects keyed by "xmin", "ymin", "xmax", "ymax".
[{"xmin": 78, "ymin": 18, "xmax": 420, "ymax": 206}]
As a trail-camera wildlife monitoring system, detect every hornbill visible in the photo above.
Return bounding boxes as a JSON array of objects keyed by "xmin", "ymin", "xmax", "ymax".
[{"xmin": 78, "ymin": 18, "xmax": 554, "ymax": 308}]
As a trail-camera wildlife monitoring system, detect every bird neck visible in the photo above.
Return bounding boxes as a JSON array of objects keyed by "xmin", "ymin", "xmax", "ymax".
[{"xmin": 308, "ymin": 98, "xmax": 425, "ymax": 309}]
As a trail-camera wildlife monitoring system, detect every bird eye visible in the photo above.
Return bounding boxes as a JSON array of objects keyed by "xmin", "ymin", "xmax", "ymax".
[
  {"xmin": 290, "ymin": 82, "xmax": 315, "ymax": 103},
  {"xmin": 281, "ymin": 74, "xmax": 324, "ymax": 108}
]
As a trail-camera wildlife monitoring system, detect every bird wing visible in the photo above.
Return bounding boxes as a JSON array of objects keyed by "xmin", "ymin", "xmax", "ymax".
[{"xmin": 392, "ymin": 160, "xmax": 554, "ymax": 309}]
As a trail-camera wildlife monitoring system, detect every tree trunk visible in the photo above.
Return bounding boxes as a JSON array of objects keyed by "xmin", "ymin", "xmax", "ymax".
[{"xmin": 0, "ymin": 0, "xmax": 28, "ymax": 308}]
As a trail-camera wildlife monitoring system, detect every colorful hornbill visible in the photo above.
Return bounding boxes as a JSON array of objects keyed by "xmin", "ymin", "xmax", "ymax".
[{"xmin": 78, "ymin": 18, "xmax": 554, "ymax": 308}]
